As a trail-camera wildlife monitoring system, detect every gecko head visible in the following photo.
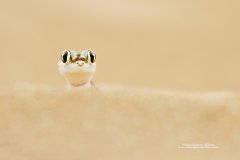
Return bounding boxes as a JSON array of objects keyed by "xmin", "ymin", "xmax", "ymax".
[{"xmin": 58, "ymin": 49, "xmax": 96, "ymax": 88}]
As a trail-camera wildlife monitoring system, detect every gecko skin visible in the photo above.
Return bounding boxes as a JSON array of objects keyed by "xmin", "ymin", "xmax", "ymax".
[{"xmin": 58, "ymin": 49, "xmax": 96, "ymax": 90}]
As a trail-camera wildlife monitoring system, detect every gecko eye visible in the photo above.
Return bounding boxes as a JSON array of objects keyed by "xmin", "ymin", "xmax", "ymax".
[
  {"xmin": 61, "ymin": 50, "xmax": 71, "ymax": 63},
  {"xmin": 89, "ymin": 51, "xmax": 96, "ymax": 63}
]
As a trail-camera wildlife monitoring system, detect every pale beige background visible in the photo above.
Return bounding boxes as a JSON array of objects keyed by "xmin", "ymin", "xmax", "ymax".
[{"xmin": 1, "ymin": 0, "xmax": 240, "ymax": 90}]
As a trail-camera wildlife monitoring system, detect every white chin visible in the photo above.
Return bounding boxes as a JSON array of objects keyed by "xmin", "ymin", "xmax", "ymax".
[{"xmin": 58, "ymin": 61, "xmax": 96, "ymax": 88}]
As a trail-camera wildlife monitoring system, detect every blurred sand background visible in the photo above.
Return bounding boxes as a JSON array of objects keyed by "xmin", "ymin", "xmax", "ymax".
[
  {"xmin": 1, "ymin": 0, "xmax": 240, "ymax": 159},
  {"xmin": 0, "ymin": 0, "xmax": 240, "ymax": 90}
]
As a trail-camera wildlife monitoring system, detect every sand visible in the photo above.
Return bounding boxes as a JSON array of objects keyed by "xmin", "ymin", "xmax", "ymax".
[{"xmin": 0, "ymin": 85, "xmax": 240, "ymax": 159}]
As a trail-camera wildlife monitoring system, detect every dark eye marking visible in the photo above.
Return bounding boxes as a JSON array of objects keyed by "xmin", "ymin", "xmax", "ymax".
[
  {"xmin": 62, "ymin": 50, "xmax": 69, "ymax": 63},
  {"xmin": 89, "ymin": 51, "xmax": 95, "ymax": 63}
]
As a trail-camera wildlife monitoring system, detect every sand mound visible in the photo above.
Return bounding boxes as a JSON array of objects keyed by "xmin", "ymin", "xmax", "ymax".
[{"xmin": 0, "ymin": 85, "xmax": 239, "ymax": 159}]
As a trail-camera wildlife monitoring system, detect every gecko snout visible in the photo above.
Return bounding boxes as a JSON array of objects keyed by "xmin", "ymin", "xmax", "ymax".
[{"xmin": 76, "ymin": 60, "xmax": 85, "ymax": 66}]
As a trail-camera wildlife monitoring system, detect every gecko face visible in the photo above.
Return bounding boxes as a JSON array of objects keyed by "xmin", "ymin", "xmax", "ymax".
[
  {"xmin": 61, "ymin": 49, "xmax": 96, "ymax": 65},
  {"xmin": 58, "ymin": 49, "xmax": 96, "ymax": 88}
]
